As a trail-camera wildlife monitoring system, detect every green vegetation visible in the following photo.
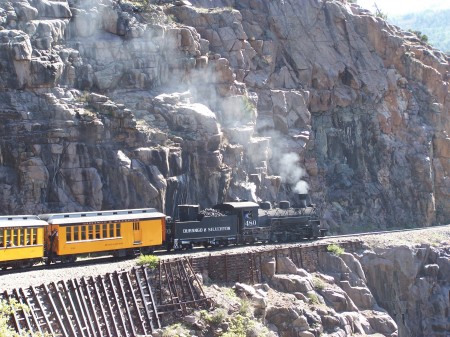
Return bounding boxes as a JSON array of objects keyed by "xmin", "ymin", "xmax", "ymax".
[
  {"xmin": 161, "ymin": 323, "xmax": 190, "ymax": 337},
  {"xmin": 307, "ymin": 292, "xmax": 321, "ymax": 305},
  {"xmin": 0, "ymin": 299, "xmax": 48, "ymax": 337},
  {"xmin": 312, "ymin": 276, "xmax": 327, "ymax": 290},
  {"xmin": 224, "ymin": 287, "xmax": 238, "ymax": 299},
  {"xmin": 1, "ymin": 299, "xmax": 22, "ymax": 337},
  {"xmin": 77, "ymin": 91, "xmax": 90, "ymax": 103},
  {"xmin": 200, "ymin": 309, "xmax": 226, "ymax": 325},
  {"xmin": 374, "ymin": 3, "xmax": 387, "ymax": 20},
  {"xmin": 122, "ymin": 1, "xmax": 177, "ymax": 25},
  {"xmin": 238, "ymin": 298, "xmax": 251, "ymax": 317},
  {"xmin": 193, "ymin": 288, "xmax": 274, "ymax": 337},
  {"xmin": 136, "ymin": 254, "xmax": 160, "ymax": 269},
  {"xmin": 391, "ymin": 9, "xmax": 450, "ymax": 52},
  {"xmin": 222, "ymin": 314, "xmax": 255, "ymax": 337},
  {"xmin": 408, "ymin": 29, "xmax": 429, "ymax": 43},
  {"xmin": 327, "ymin": 243, "xmax": 345, "ymax": 256},
  {"xmin": 242, "ymin": 95, "xmax": 256, "ymax": 118},
  {"xmin": 127, "ymin": 0, "xmax": 149, "ymax": 7}
]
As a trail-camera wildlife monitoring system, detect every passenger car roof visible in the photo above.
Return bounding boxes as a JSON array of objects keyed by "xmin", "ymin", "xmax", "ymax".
[
  {"xmin": 39, "ymin": 208, "xmax": 166, "ymax": 225},
  {"xmin": 0, "ymin": 215, "xmax": 47, "ymax": 228}
]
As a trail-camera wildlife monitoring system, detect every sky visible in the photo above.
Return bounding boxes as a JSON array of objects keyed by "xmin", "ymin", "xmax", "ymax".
[{"xmin": 356, "ymin": 0, "xmax": 450, "ymax": 16}]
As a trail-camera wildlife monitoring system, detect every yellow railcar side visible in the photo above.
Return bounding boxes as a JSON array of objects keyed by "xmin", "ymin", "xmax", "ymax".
[
  {"xmin": 45, "ymin": 217, "xmax": 165, "ymax": 257},
  {"xmin": 40, "ymin": 208, "xmax": 166, "ymax": 261},
  {"xmin": 0, "ymin": 244, "xmax": 44, "ymax": 262},
  {"xmin": 0, "ymin": 222, "xmax": 45, "ymax": 265}
]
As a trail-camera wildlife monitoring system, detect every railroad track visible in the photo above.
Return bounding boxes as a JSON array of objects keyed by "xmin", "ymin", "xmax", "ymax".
[
  {"xmin": 2, "ymin": 223, "xmax": 447, "ymax": 278},
  {"xmin": 1, "ymin": 258, "xmax": 210, "ymax": 337}
]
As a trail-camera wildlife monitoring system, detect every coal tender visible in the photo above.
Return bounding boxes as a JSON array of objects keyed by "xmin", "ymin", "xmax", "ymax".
[{"xmin": 165, "ymin": 204, "xmax": 240, "ymax": 250}]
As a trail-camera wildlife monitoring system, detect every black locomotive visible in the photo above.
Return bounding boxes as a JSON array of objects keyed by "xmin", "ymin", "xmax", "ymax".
[{"xmin": 165, "ymin": 194, "xmax": 327, "ymax": 250}]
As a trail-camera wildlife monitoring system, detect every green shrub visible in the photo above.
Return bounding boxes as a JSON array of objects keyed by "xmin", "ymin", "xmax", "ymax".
[
  {"xmin": 0, "ymin": 299, "xmax": 45, "ymax": 336},
  {"xmin": 408, "ymin": 29, "xmax": 429, "ymax": 43},
  {"xmin": 222, "ymin": 314, "xmax": 254, "ymax": 337},
  {"xmin": 238, "ymin": 299, "xmax": 251, "ymax": 317},
  {"xmin": 224, "ymin": 288, "xmax": 238, "ymax": 299},
  {"xmin": 136, "ymin": 254, "xmax": 160, "ymax": 269},
  {"xmin": 307, "ymin": 292, "xmax": 320, "ymax": 305},
  {"xmin": 327, "ymin": 244, "xmax": 344, "ymax": 256},
  {"xmin": 1, "ymin": 300, "xmax": 21, "ymax": 337},
  {"xmin": 161, "ymin": 323, "xmax": 190, "ymax": 337},
  {"xmin": 200, "ymin": 309, "xmax": 226, "ymax": 325},
  {"xmin": 374, "ymin": 3, "xmax": 387, "ymax": 20},
  {"xmin": 312, "ymin": 276, "xmax": 326, "ymax": 290}
]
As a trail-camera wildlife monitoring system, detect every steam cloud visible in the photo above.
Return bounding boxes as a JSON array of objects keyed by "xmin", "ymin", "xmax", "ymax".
[{"xmin": 279, "ymin": 152, "xmax": 309, "ymax": 194}]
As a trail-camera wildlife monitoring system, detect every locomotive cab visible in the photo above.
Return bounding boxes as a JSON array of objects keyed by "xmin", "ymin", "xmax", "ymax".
[{"xmin": 213, "ymin": 202, "xmax": 271, "ymax": 244}]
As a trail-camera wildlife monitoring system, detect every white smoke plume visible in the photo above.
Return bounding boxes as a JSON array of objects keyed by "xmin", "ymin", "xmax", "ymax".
[
  {"xmin": 279, "ymin": 152, "xmax": 309, "ymax": 194},
  {"xmin": 241, "ymin": 181, "xmax": 257, "ymax": 202}
]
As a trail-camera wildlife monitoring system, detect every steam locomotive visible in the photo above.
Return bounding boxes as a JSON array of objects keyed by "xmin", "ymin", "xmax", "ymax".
[
  {"xmin": 165, "ymin": 193, "xmax": 327, "ymax": 250},
  {"xmin": 0, "ymin": 194, "xmax": 326, "ymax": 269}
]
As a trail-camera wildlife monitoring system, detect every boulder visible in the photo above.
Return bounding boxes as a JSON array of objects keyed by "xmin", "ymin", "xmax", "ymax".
[
  {"xmin": 318, "ymin": 287, "xmax": 358, "ymax": 312},
  {"xmin": 271, "ymin": 274, "xmax": 314, "ymax": 294},
  {"xmin": 339, "ymin": 281, "xmax": 375, "ymax": 310}
]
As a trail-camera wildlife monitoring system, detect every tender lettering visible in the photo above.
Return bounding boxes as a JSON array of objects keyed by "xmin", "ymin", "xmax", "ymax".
[
  {"xmin": 182, "ymin": 228, "xmax": 204, "ymax": 234},
  {"xmin": 182, "ymin": 226, "xmax": 231, "ymax": 234},
  {"xmin": 208, "ymin": 227, "xmax": 231, "ymax": 232}
]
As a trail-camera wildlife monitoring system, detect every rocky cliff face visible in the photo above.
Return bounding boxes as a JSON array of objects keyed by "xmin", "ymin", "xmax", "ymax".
[
  {"xmin": 0, "ymin": 0, "xmax": 448, "ymax": 230},
  {"xmin": 361, "ymin": 244, "xmax": 450, "ymax": 337},
  {"xmin": 167, "ymin": 241, "xmax": 449, "ymax": 337}
]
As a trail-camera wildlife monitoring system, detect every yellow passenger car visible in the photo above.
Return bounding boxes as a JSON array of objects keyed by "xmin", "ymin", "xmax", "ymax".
[
  {"xmin": 0, "ymin": 215, "xmax": 46, "ymax": 268},
  {"xmin": 39, "ymin": 208, "xmax": 166, "ymax": 263}
]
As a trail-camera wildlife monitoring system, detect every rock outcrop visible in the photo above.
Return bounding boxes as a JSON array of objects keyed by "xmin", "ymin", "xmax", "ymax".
[
  {"xmin": 361, "ymin": 244, "xmax": 450, "ymax": 337},
  {"xmin": 181, "ymin": 242, "xmax": 449, "ymax": 337},
  {"xmin": 257, "ymin": 254, "xmax": 399, "ymax": 337},
  {"xmin": 0, "ymin": 0, "xmax": 448, "ymax": 230}
]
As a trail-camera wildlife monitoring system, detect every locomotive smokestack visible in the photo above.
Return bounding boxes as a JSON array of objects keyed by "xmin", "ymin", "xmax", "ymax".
[{"xmin": 297, "ymin": 193, "xmax": 308, "ymax": 208}]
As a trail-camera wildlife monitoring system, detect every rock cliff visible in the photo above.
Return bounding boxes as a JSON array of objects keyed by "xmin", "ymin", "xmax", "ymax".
[
  {"xmin": 160, "ymin": 240, "xmax": 449, "ymax": 337},
  {"xmin": 0, "ymin": 0, "xmax": 448, "ymax": 230}
]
